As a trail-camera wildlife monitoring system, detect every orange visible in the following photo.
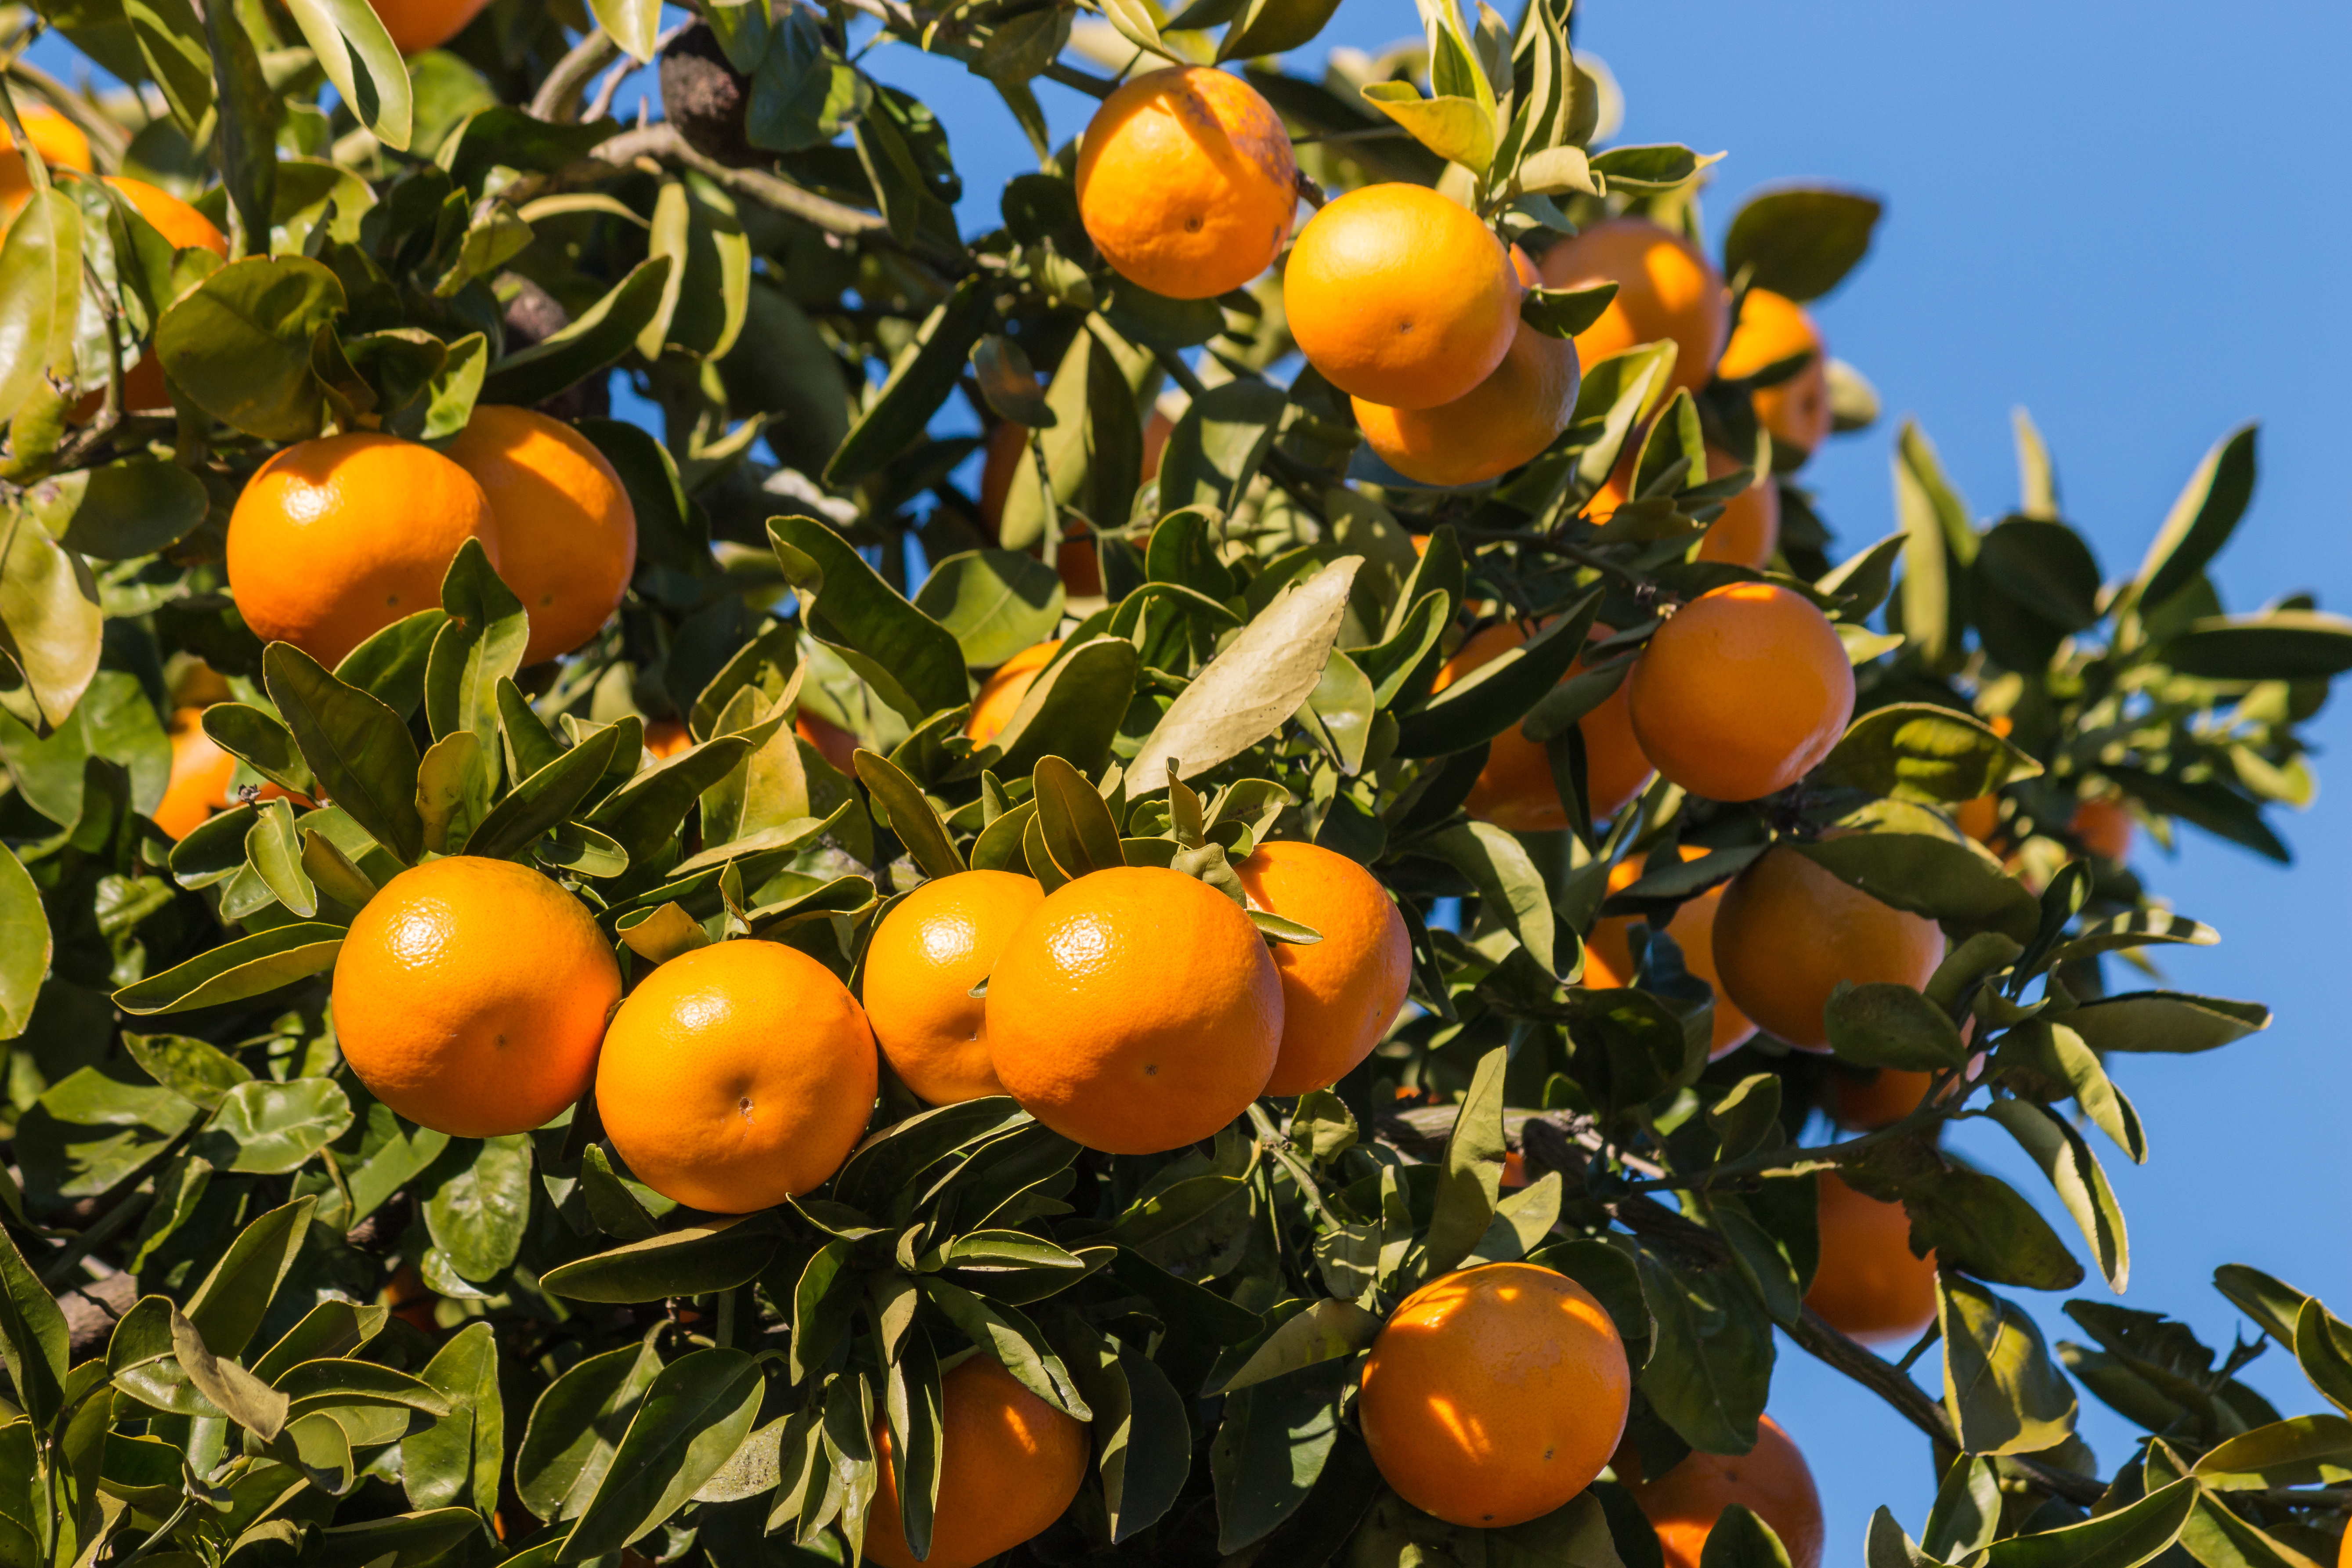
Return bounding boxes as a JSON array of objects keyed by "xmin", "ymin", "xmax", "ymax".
[
  {"xmin": 1711, "ymin": 845, "xmax": 1944, "ymax": 1052},
  {"xmin": 643, "ymin": 719, "xmax": 692, "ymax": 759},
  {"xmin": 1718, "ymin": 288, "xmax": 1832, "ymax": 463},
  {"xmin": 1615, "ymin": 1414, "xmax": 1825, "ymax": 1568},
  {"xmin": 975, "ymin": 428, "xmax": 1112, "ymax": 598},
  {"xmin": 863, "ymin": 870, "xmax": 1044, "ymax": 1104},
  {"xmin": 597, "ymin": 939, "xmax": 879, "ymax": 1213},
  {"xmin": 1076, "ymin": 66, "xmax": 1297, "ymax": 302},
  {"xmin": 1232, "ymin": 840, "xmax": 1411, "ymax": 1095},
  {"xmin": 1285, "ymin": 184, "xmax": 1523, "ymax": 410},
  {"xmin": 1953, "ymin": 793, "xmax": 2002, "ymax": 845},
  {"xmin": 796, "ymin": 710, "xmax": 860, "ymax": 774},
  {"xmin": 1582, "ymin": 849, "xmax": 1756, "ymax": 1060},
  {"xmin": 1806, "ymin": 1172, "xmax": 1937, "ymax": 1345},
  {"xmin": 2339, "ymin": 1522, "xmax": 2349, "ymax": 1568},
  {"xmin": 986, "ymin": 865, "xmax": 1282, "ymax": 1154},
  {"xmin": 227, "ymin": 432, "xmax": 500, "ymax": 668},
  {"xmin": 442, "ymin": 405, "xmax": 638, "ymax": 667},
  {"xmin": 1825, "ymin": 1067, "xmax": 1934, "ymax": 1132},
  {"xmin": 332, "ymin": 856, "xmax": 621, "ymax": 1138},
  {"xmin": 0, "ymin": 106, "xmax": 90, "ymax": 217},
  {"xmin": 966, "ymin": 640, "xmax": 1060, "ymax": 744},
  {"xmin": 1355, "ymin": 248, "xmax": 1580, "ymax": 486},
  {"xmin": 47, "ymin": 180, "xmax": 226, "ymax": 418},
  {"xmin": 369, "ymin": 0, "xmax": 491, "ymax": 53},
  {"xmin": 1695, "ymin": 448, "xmax": 1780, "ymax": 569},
  {"xmin": 2072, "ymin": 796, "xmax": 2134, "ymax": 862},
  {"xmin": 1500, "ymin": 1150, "xmax": 1528, "ymax": 1189},
  {"xmin": 1627, "ymin": 583, "xmax": 1854, "ymax": 802},
  {"xmin": 1432, "ymin": 619, "xmax": 1654, "ymax": 831},
  {"xmin": 1539, "ymin": 217, "xmax": 1727, "ymax": 395},
  {"xmin": 1359, "ymin": 1262, "xmax": 1631, "ymax": 1528},
  {"xmin": 866, "ymin": 1354, "xmax": 1090, "ymax": 1568},
  {"xmin": 153, "ymin": 708, "xmax": 239, "ymax": 840}
]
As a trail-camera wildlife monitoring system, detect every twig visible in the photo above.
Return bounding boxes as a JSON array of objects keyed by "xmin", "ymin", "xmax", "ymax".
[
  {"xmin": 529, "ymin": 26, "xmax": 622, "ymax": 122},
  {"xmin": 36, "ymin": 1185, "xmax": 154, "ymax": 1290},
  {"xmin": 3, "ymin": 58, "xmax": 130, "ymax": 166},
  {"xmin": 1149, "ymin": 347, "xmax": 1330, "ymax": 521},
  {"xmin": 1290, "ymin": 124, "xmax": 1409, "ymax": 146}
]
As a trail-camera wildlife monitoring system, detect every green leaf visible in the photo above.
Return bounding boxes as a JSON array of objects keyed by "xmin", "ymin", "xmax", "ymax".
[
  {"xmin": 1209, "ymin": 1355, "xmax": 1350, "ymax": 1552},
  {"xmin": 0, "ymin": 505, "xmax": 103, "ymax": 728},
  {"xmin": 424, "ymin": 1133, "xmax": 532, "ymax": 1284},
  {"xmin": 2135, "ymin": 424, "xmax": 2256, "ymax": 612},
  {"xmin": 1702, "ymin": 1505, "xmax": 1794, "ymax": 1568},
  {"xmin": 186, "ymin": 1195, "xmax": 316, "ymax": 1358},
  {"xmin": 2213, "ymin": 1264, "xmax": 2310, "ymax": 1347},
  {"xmin": 1591, "ymin": 143, "xmax": 1723, "ymax": 191},
  {"xmin": 915, "ymin": 549, "xmax": 1066, "ymax": 669},
  {"xmin": 280, "ymin": 0, "xmax": 412, "ymax": 148},
  {"xmin": 1993, "ymin": 1022, "xmax": 2147, "ymax": 1164},
  {"xmin": 563, "ymin": 1348, "xmax": 766, "ymax": 1558},
  {"xmin": 403, "ymin": 1321, "xmax": 501, "ymax": 1515},
  {"xmin": 314, "ymin": 1510, "xmax": 482, "ymax": 1566},
  {"xmin": 853, "ymin": 748, "xmax": 965, "ymax": 881},
  {"xmin": 478, "ymin": 257, "xmax": 672, "ymax": 406},
  {"xmin": 0, "ymin": 1225, "xmax": 65, "ymax": 1431},
  {"xmin": 265, "ymin": 641, "xmax": 425, "ymax": 863},
  {"xmin": 984, "ymin": 634, "xmax": 1142, "ymax": 780},
  {"xmin": 1974, "ymin": 517, "xmax": 2103, "ymax": 636},
  {"xmin": 1988, "ymin": 1100, "xmax": 2128, "ymax": 1292},
  {"xmin": 276, "ymin": 1357, "xmax": 450, "ymax": 1420},
  {"xmin": 1208, "ymin": 1299, "xmax": 1380, "ymax": 1395},
  {"xmin": 919, "ymin": 1279, "xmax": 1091, "ymax": 1420},
  {"xmin": 196, "ymin": 1077, "xmax": 354, "ymax": 1177},
  {"xmin": 2294, "ymin": 1299, "xmax": 2352, "ymax": 1417},
  {"xmin": 517, "ymin": 1340, "xmax": 662, "ymax": 1522},
  {"xmin": 1393, "ymin": 594, "xmax": 1600, "ymax": 757},
  {"xmin": 0, "ymin": 189, "xmax": 80, "ymax": 424},
  {"xmin": 28, "ymin": 455, "xmax": 209, "ymax": 561},
  {"xmin": 1090, "ymin": 1331, "xmax": 1194, "ymax": 1542},
  {"xmin": 1635, "ymin": 1250, "xmax": 1771, "ymax": 1454},
  {"xmin": 1722, "ymin": 187, "xmax": 1882, "ymax": 303},
  {"xmin": 1823, "ymin": 981, "xmax": 1970, "ymax": 1070},
  {"xmin": 1981, "ymin": 1478, "xmax": 2196, "ymax": 1568},
  {"xmin": 111, "ymin": 921, "xmax": 345, "ymax": 1015},
  {"xmin": 335, "ymin": 608, "xmax": 446, "ymax": 719},
  {"xmin": 0, "ymin": 845, "xmax": 47, "ymax": 1042},
  {"xmin": 1360, "ymin": 81, "xmax": 1494, "ymax": 171},
  {"xmin": 463, "ymin": 723, "xmax": 622, "ymax": 862},
  {"xmin": 169, "ymin": 1302, "xmax": 287, "ymax": 1441},
  {"xmin": 770, "ymin": 516, "xmax": 969, "ymax": 723},
  {"xmin": 1424, "ymin": 821, "xmax": 1561, "ymax": 978},
  {"xmin": 1158, "ymin": 379, "xmax": 1290, "ymax": 518},
  {"xmin": 1893, "ymin": 419, "xmax": 1971, "ymax": 665},
  {"xmin": 1786, "ymin": 832, "xmax": 2038, "ymax": 943},
  {"xmin": 2062, "ymin": 992, "xmax": 2270, "ymax": 1056},
  {"xmin": 540, "ymin": 1212, "xmax": 788, "ymax": 1302},
  {"xmin": 1421, "ymin": 1046, "xmax": 1508, "ymax": 1279},
  {"xmin": 1032, "ymin": 754, "xmax": 1124, "ymax": 879},
  {"xmin": 156, "ymin": 257, "xmax": 344, "ymax": 442},
  {"xmin": 1846, "ymin": 1139, "xmax": 2084, "ymax": 1292},
  {"xmin": 1520, "ymin": 280, "xmax": 1619, "ymax": 339},
  {"xmin": 120, "ymin": 1031, "xmax": 252, "ymax": 1111},
  {"xmin": 825, "ymin": 274, "xmax": 993, "ymax": 486},
  {"xmin": 1814, "ymin": 703, "xmax": 2042, "ymax": 804},
  {"xmin": 2162, "ymin": 611, "xmax": 2352, "ymax": 680},
  {"xmin": 1922, "ymin": 1456, "xmax": 2003, "ymax": 1563},
  {"xmin": 970, "ymin": 334, "xmax": 1054, "ymax": 427},
  {"xmin": 2192, "ymin": 1415, "xmax": 2352, "ymax": 1488},
  {"xmin": 1939, "ymin": 1272, "xmax": 2079, "ymax": 1456}
]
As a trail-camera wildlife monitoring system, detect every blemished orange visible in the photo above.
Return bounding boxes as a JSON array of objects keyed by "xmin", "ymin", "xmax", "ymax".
[
  {"xmin": 1719, "ymin": 288, "xmax": 1832, "ymax": 462},
  {"xmin": 1539, "ymin": 217, "xmax": 1727, "ymax": 395},
  {"xmin": 1627, "ymin": 583, "xmax": 1854, "ymax": 802},
  {"xmin": 1360, "ymin": 1262, "xmax": 1632, "ymax": 1528},
  {"xmin": 0, "ymin": 106, "xmax": 91, "ymax": 217},
  {"xmin": 1286, "ymin": 184, "xmax": 1524, "ymax": 410},
  {"xmin": 986, "ymin": 865, "xmax": 1282, "ymax": 1154},
  {"xmin": 1076, "ymin": 66, "xmax": 1296, "ymax": 302},
  {"xmin": 153, "ymin": 709, "xmax": 239, "ymax": 840},
  {"xmin": 2072, "ymin": 796, "xmax": 2134, "ymax": 861},
  {"xmin": 866, "ymin": 1355, "xmax": 1090, "ymax": 1568},
  {"xmin": 227, "ymin": 432, "xmax": 500, "ymax": 668},
  {"xmin": 1695, "ymin": 448, "xmax": 1780, "ymax": 569},
  {"xmin": 1232, "ymin": 841, "xmax": 1412, "ymax": 1095},
  {"xmin": 863, "ymin": 870, "xmax": 1045, "ymax": 1105},
  {"xmin": 1615, "ymin": 1414, "xmax": 1826, "ymax": 1568},
  {"xmin": 1712, "ymin": 845, "xmax": 1944, "ymax": 1052},
  {"xmin": 442, "ymin": 405, "xmax": 638, "ymax": 667},
  {"xmin": 1806, "ymin": 1172, "xmax": 1938, "ymax": 1345},
  {"xmin": 1432, "ymin": 620, "xmax": 1654, "ymax": 831},
  {"xmin": 966, "ymin": 640, "xmax": 1061, "ymax": 744},
  {"xmin": 598, "ymin": 939, "xmax": 878, "ymax": 1213},
  {"xmin": 332, "ymin": 856, "xmax": 621, "ymax": 1138},
  {"xmin": 1582, "ymin": 849, "xmax": 1757, "ymax": 1060},
  {"xmin": 369, "ymin": 0, "xmax": 491, "ymax": 53}
]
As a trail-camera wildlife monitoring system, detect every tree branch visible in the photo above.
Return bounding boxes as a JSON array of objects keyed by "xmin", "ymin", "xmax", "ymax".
[{"xmin": 530, "ymin": 26, "xmax": 622, "ymax": 123}]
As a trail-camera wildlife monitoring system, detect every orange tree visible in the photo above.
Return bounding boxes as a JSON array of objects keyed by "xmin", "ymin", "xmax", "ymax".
[{"xmin": 0, "ymin": 0, "xmax": 2350, "ymax": 1563}]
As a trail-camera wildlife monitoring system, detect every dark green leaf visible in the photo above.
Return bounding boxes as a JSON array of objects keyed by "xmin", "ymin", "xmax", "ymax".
[
  {"xmin": 1814, "ymin": 703, "xmax": 2042, "ymax": 804},
  {"xmin": 265, "ymin": 641, "xmax": 425, "ymax": 863},
  {"xmin": 541, "ymin": 1212, "xmax": 788, "ymax": 1302},
  {"xmin": 1723, "ymin": 187, "xmax": 1882, "ymax": 302},
  {"xmin": 1982, "ymin": 1478, "xmax": 2195, "ymax": 1568},
  {"xmin": 2135, "ymin": 425, "xmax": 2256, "ymax": 611},
  {"xmin": 478, "ymin": 257, "xmax": 672, "ymax": 406},
  {"xmin": 196, "ymin": 1078, "xmax": 354, "ymax": 1176},
  {"xmin": 562, "ymin": 1348, "xmax": 766, "ymax": 1559},
  {"xmin": 825, "ymin": 275, "xmax": 992, "ymax": 485},
  {"xmin": 157, "ymin": 257, "xmax": 343, "ymax": 442},
  {"xmin": 770, "ymin": 516, "xmax": 969, "ymax": 723},
  {"xmin": 112, "ymin": 921, "xmax": 345, "ymax": 1015}
]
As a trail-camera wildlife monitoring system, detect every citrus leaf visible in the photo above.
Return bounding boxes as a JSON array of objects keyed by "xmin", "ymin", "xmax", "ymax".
[
  {"xmin": 825, "ymin": 274, "xmax": 993, "ymax": 486},
  {"xmin": 1940, "ymin": 1272, "xmax": 2080, "ymax": 1456},
  {"xmin": 1723, "ymin": 187, "xmax": 1882, "ymax": 303},
  {"xmin": 112, "ymin": 922, "xmax": 345, "ymax": 1015},
  {"xmin": 265, "ymin": 641, "xmax": 426, "ymax": 863},
  {"xmin": 542, "ymin": 1212, "xmax": 789, "ymax": 1303},
  {"xmin": 478, "ymin": 257, "xmax": 672, "ymax": 407},
  {"xmin": 562, "ymin": 1348, "xmax": 766, "ymax": 1559}
]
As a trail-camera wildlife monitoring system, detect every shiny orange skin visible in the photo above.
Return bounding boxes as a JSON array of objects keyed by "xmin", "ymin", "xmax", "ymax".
[
  {"xmin": 1719, "ymin": 288, "xmax": 1832, "ymax": 462},
  {"xmin": 1286, "ymin": 184, "xmax": 1523, "ymax": 410},
  {"xmin": 796, "ymin": 711, "xmax": 860, "ymax": 774},
  {"xmin": 0, "ymin": 107, "xmax": 90, "ymax": 218},
  {"xmin": 2338, "ymin": 1520, "xmax": 2349, "ymax": 1568},
  {"xmin": 443, "ymin": 405, "xmax": 637, "ymax": 667},
  {"xmin": 1628, "ymin": 583, "xmax": 1854, "ymax": 803},
  {"xmin": 1500, "ymin": 1150, "xmax": 1528, "ymax": 1189},
  {"xmin": 1360, "ymin": 1263, "xmax": 1632, "ymax": 1528},
  {"xmin": 2072, "ymin": 797, "xmax": 2134, "ymax": 861},
  {"xmin": 864, "ymin": 871, "xmax": 1045, "ymax": 1105},
  {"xmin": 866, "ymin": 1355, "xmax": 1091, "ymax": 1568},
  {"xmin": 1806, "ymin": 1172, "xmax": 1938, "ymax": 1345},
  {"xmin": 1712, "ymin": 846, "xmax": 1944, "ymax": 1052},
  {"xmin": 643, "ymin": 719, "xmax": 692, "ymax": 759},
  {"xmin": 1233, "ymin": 841, "xmax": 1412, "ymax": 1095},
  {"xmin": 966, "ymin": 640, "xmax": 1060, "ymax": 744},
  {"xmin": 332, "ymin": 857, "xmax": 621, "ymax": 1138},
  {"xmin": 1433, "ymin": 620, "xmax": 1653, "ymax": 831},
  {"xmin": 1540, "ymin": 218, "xmax": 1727, "ymax": 395},
  {"xmin": 1696, "ymin": 448, "xmax": 1781, "ymax": 569},
  {"xmin": 1077, "ymin": 66, "xmax": 1296, "ymax": 301},
  {"xmin": 369, "ymin": 0, "xmax": 492, "ymax": 53},
  {"xmin": 1582, "ymin": 850, "xmax": 1756, "ymax": 1060},
  {"xmin": 598, "ymin": 939, "xmax": 879, "ymax": 1213},
  {"xmin": 986, "ymin": 865, "xmax": 1282, "ymax": 1154},
  {"xmin": 1616, "ymin": 1414, "xmax": 1826, "ymax": 1568},
  {"xmin": 228, "ymin": 432, "xmax": 501, "ymax": 668}
]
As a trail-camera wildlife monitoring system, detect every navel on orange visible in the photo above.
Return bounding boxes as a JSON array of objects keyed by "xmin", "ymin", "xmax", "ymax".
[
  {"xmin": 1539, "ymin": 217, "xmax": 1727, "ymax": 394},
  {"xmin": 863, "ymin": 870, "xmax": 1044, "ymax": 1105},
  {"xmin": 1233, "ymin": 840, "xmax": 1411, "ymax": 1095},
  {"xmin": 866, "ymin": 1354, "xmax": 1090, "ymax": 1568},
  {"xmin": 1627, "ymin": 583, "xmax": 1853, "ymax": 802},
  {"xmin": 1710, "ymin": 845, "xmax": 1943, "ymax": 1052}
]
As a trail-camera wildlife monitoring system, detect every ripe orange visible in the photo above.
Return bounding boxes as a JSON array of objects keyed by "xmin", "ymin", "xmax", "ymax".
[
  {"xmin": 1232, "ymin": 840, "xmax": 1411, "ymax": 1095},
  {"xmin": 0, "ymin": 106, "xmax": 90, "ymax": 217},
  {"xmin": 1360, "ymin": 1262, "xmax": 1631, "ymax": 1528},
  {"xmin": 1076, "ymin": 66, "xmax": 1297, "ymax": 302},
  {"xmin": 1806, "ymin": 1172, "xmax": 1937, "ymax": 1345},
  {"xmin": 866, "ymin": 1354, "xmax": 1090, "ymax": 1568},
  {"xmin": 1825, "ymin": 1067, "xmax": 1934, "ymax": 1132},
  {"xmin": 1582, "ymin": 849, "xmax": 1756, "ymax": 1060},
  {"xmin": 332, "ymin": 856, "xmax": 621, "ymax": 1138},
  {"xmin": 796, "ymin": 710, "xmax": 860, "ymax": 773},
  {"xmin": 1539, "ymin": 217, "xmax": 1727, "ymax": 394},
  {"xmin": 643, "ymin": 719, "xmax": 692, "ymax": 759},
  {"xmin": 153, "ymin": 708, "xmax": 239, "ymax": 840},
  {"xmin": 2072, "ymin": 796, "xmax": 2134, "ymax": 861},
  {"xmin": 1286, "ymin": 184, "xmax": 1524, "ymax": 410},
  {"xmin": 1711, "ymin": 845, "xmax": 1944, "ymax": 1052},
  {"xmin": 1615, "ymin": 1414, "xmax": 1826, "ymax": 1568},
  {"xmin": 597, "ymin": 939, "xmax": 879, "ymax": 1214},
  {"xmin": 986, "ymin": 865, "xmax": 1282, "ymax": 1154},
  {"xmin": 1718, "ymin": 288, "xmax": 1831, "ymax": 462},
  {"xmin": 443, "ymin": 405, "xmax": 637, "ymax": 667},
  {"xmin": 227, "ymin": 432, "xmax": 501, "ymax": 668},
  {"xmin": 863, "ymin": 870, "xmax": 1044, "ymax": 1105},
  {"xmin": 1696, "ymin": 449, "xmax": 1781, "ymax": 569},
  {"xmin": 1627, "ymin": 583, "xmax": 1853, "ymax": 802},
  {"xmin": 966, "ymin": 640, "xmax": 1060, "ymax": 744},
  {"xmin": 50, "ymin": 179, "xmax": 227, "ymax": 417},
  {"xmin": 369, "ymin": 0, "xmax": 491, "ymax": 53},
  {"xmin": 1431, "ymin": 619, "xmax": 1653, "ymax": 831},
  {"xmin": 1953, "ymin": 793, "xmax": 2002, "ymax": 845}
]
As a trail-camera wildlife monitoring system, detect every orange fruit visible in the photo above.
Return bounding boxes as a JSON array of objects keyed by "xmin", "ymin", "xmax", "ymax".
[
  {"xmin": 2072, "ymin": 796, "xmax": 2134, "ymax": 862},
  {"xmin": 1953, "ymin": 793, "xmax": 2002, "ymax": 845},
  {"xmin": 369, "ymin": 0, "xmax": 491, "ymax": 52},
  {"xmin": 1432, "ymin": 619, "xmax": 1654, "ymax": 831},
  {"xmin": 442, "ymin": 405, "xmax": 638, "ymax": 667},
  {"xmin": 1076, "ymin": 66, "xmax": 1297, "ymax": 302},
  {"xmin": 1232, "ymin": 840, "xmax": 1411, "ymax": 1095},
  {"xmin": 986, "ymin": 865, "xmax": 1282, "ymax": 1154},
  {"xmin": 332, "ymin": 856, "xmax": 621, "ymax": 1138},
  {"xmin": 227, "ymin": 432, "xmax": 501, "ymax": 668},
  {"xmin": 1360, "ymin": 1262, "xmax": 1631, "ymax": 1528},
  {"xmin": 1717, "ymin": 288, "xmax": 1832, "ymax": 463},
  {"xmin": 1806, "ymin": 1172, "xmax": 1937, "ymax": 1345},
  {"xmin": 1582, "ymin": 849, "xmax": 1756, "ymax": 1060},
  {"xmin": 966, "ymin": 640, "xmax": 1060, "ymax": 744},
  {"xmin": 597, "ymin": 939, "xmax": 879, "ymax": 1213},
  {"xmin": 796, "ymin": 710, "xmax": 860, "ymax": 774},
  {"xmin": 643, "ymin": 719, "xmax": 692, "ymax": 759},
  {"xmin": 107, "ymin": 175, "xmax": 227, "ymax": 253},
  {"xmin": 2339, "ymin": 1522, "xmax": 2349, "ymax": 1568},
  {"xmin": 866, "ymin": 1354, "xmax": 1090, "ymax": 1568},
  {"xmin": 1825, "ymin": 1067, "xmax": 1934, "ymax": 1132},
  {"xmin": 0, "ymin": 106, "xmax": 91, "ymax": 217},
  {"xmin": 1627, "ymin": 583, "xmax": 1854, "ymax": 802},
  {"xmin": 1539, "ymin": 217, "xmax": 1727, "ymax": 395},
  {"xmin": 863, "ymin": 870, "xmax": 1045, "ymax": 1105},
  {"xmin": 1615, "ymin": 1413, "xmax": 1825, "ymax": 1568},
  {"xmin": 1286, "ymin": 184, "xmax": 1524, "ymax": 410},
  {"xmin": 1500, "ymin": 1150, "xmax": 1528, "ymax": 1189},
  {"xmin": 1711, "ymin": 845, "xmax": 1943, "ymax": 1052},
  {"xmin": 153, "ymin": 708, "xmax": 240, "ymax": 840},
  {"xmin": 1695, "ymin": 448, "xmax": 1781, "ymax": 569}
]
